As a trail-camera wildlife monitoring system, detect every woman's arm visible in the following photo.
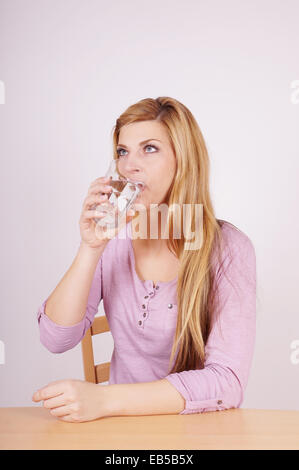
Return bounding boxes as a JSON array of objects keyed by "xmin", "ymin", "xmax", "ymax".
[
  {"xmin": 37, "ymin": 241, "xmax": 107, "ymax": 353},
  {"xmin": 164, "ymin": 230, "xmax": 257, "ymax": 414},
  {"xmin": 102, "ymin": 379, "xmax": 185, "ymax": 416},
  {"xmin": 44, "ymin": 242, "xmax": 106, "ymax": 326}
]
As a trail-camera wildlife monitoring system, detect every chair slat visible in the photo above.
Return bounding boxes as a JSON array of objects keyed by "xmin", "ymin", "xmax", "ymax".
[
  {"xmin": 91, "ymin": 315, "xmax": 110, "ymax": 336},
  {"xmin": 81, "ymin": 328, "xmax": 97, "ymax": 383},
  {"xmin": 95, "ymin": 362, "xmax": 110, "ymax": 383},
  {"xmin": 81, "ymin": 315, "xmax": 111, "ymax": 384}
]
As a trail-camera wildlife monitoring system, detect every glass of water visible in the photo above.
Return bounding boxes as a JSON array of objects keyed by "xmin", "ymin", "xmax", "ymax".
[{"xmin": 92, "ymin": 159, "xmax": 145, "ymax": 229}]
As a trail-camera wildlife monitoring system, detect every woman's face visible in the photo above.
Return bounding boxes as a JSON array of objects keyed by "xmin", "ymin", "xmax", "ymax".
[{"xmin": 116, "ymin": 120, "xmax": 177, "ymax": 209}]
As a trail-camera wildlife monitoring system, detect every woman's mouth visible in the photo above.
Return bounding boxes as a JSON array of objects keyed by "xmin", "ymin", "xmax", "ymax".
[{"xmin": 137, "ymin": 183, "xmax": 146, "ymax": 192}]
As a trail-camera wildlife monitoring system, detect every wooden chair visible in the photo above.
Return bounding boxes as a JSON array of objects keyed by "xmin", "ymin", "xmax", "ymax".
[{"xmin": 81, "ymin": 315, "xmax": 111, "ymax": 384}]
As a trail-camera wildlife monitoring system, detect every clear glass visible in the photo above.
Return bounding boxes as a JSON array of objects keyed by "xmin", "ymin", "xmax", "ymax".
[{"xmin": 92, "ymin": 159, "xmax": 145, "ymax": 229}]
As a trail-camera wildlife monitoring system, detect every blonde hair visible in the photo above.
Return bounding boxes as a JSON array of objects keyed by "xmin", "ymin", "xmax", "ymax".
[{"xmin": 111, "ymin": 96, "xmax": 244, "ymax": 374}]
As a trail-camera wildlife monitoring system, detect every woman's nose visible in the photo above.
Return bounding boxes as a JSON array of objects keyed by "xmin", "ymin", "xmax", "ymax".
[{"xmin": 122, "ymin": 153, "xmax": 143, "ymax": 176}]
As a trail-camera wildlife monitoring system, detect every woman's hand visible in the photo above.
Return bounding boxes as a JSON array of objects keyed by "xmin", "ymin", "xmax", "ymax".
[
  {"xmin": 32, "ymin": 379, "xmax": 110, "ymax": 422},
  {"xmin": 79, "ymin": 176, "xmax": 136, "ymax": 249}
]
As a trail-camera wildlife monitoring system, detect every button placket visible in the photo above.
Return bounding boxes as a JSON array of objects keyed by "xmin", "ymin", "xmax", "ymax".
[
  {"xmin": 137, "ymin": 294, "xmax": 151, "ymax": 328},
  {"xmin": 138, "ymin": 283, "xmax": 159, "ymax": 329}
]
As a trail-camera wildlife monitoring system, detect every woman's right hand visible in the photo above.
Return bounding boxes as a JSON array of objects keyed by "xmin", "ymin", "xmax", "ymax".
[{"xmin": 79, "ymin": 176, "xmax": 136, "ymax": 249}]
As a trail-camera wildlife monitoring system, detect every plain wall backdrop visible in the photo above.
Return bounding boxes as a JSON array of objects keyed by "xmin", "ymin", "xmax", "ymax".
[{"xmin": 0, "ymin": 0, "xmax": 298, "ymax": 409}]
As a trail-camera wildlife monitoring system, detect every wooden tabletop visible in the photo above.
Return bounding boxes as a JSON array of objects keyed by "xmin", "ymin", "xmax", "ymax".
[{"xmin": 0, "ymin": 407, "xmax": 299, "ymax": 450}]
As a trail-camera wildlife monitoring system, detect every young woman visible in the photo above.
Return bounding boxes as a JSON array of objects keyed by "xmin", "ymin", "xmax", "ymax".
[{"xmin": 32, "ymin": 97, "xmax": 256, "ymax": 423}]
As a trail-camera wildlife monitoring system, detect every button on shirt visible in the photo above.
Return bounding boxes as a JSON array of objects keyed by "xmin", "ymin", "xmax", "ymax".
[{"xmin": 36, "ymin": 220, "xmax": 256, "ymax": 415}]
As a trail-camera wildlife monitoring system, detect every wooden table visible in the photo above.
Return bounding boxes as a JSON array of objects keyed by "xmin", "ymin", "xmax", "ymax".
[{"xmin": 0, "ymin": 407, "xmax": 298, "ymax": 450}]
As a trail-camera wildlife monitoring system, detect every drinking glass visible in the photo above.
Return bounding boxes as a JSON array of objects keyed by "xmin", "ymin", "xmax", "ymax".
[{"xmin": 92, "ymin": 159, "xmax": 145, "ymax": 230}]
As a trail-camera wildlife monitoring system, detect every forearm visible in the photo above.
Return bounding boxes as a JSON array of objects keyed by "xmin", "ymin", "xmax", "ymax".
[
  {"xmin": 102, "ymin": 379, "xmax": 186, "ymax": 417},
  {"xmin": 45, "ymin": 241, "xmax": 107, "ymax": 326}
]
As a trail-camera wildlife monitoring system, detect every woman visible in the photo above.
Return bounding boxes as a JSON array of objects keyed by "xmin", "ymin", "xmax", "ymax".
[{"xmin": 32, "ymin": 97, "xmax": 256, "ymax": 423}]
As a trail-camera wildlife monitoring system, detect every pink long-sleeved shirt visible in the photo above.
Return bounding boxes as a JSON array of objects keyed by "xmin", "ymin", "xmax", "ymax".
[{"xmin": 37, "ymin": 219, "xmax": 256, "ymax": 415}]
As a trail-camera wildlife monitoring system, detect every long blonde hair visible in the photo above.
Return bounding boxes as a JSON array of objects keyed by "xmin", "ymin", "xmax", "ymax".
[{"xmin": 111, "ymin": 96, "xmax": 243, "ymax": 374}]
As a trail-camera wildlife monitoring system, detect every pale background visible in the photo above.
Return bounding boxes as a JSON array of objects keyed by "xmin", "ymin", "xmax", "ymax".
[{"xmin": 0, "ymin": 0, "xmax": 298, "ymax": 409}]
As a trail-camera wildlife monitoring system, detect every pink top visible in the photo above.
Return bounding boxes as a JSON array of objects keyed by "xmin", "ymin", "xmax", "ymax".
[{"xmin": 37, "ymin": 220, "xmax": 256, "ymax": 415}]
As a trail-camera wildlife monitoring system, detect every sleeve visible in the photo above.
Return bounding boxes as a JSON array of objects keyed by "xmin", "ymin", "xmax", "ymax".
[
  {"xmin": 36, "ymin": 253, "xmax": 103, "ymax": 353},
  {"xmin": 164, "ymin": 230, "xmax": 256, "ymax": 414}
]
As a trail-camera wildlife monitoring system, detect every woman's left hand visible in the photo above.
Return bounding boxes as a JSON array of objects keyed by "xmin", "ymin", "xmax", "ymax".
[{"xmin": 32, "ymin": 379, "xmax": 110, "ymax": 422}]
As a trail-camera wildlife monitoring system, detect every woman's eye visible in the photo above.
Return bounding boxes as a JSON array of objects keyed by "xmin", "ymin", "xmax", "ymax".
[
  {"xmin": 117, "ymin": 148, "xmax": 126, "ymax": 157},
  {"xmin": 144, "ymin": 144, "xmax": 158, "ymax": 153},
  {"xmin": 116, "ymin": 144, "xmax": 158, "ymax": 157}
]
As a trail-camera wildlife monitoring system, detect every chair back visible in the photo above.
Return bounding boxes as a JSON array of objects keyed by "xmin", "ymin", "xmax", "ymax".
[{"xmin": 81, "ymin": 315, "xmax": 110, "ymax": 384}]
